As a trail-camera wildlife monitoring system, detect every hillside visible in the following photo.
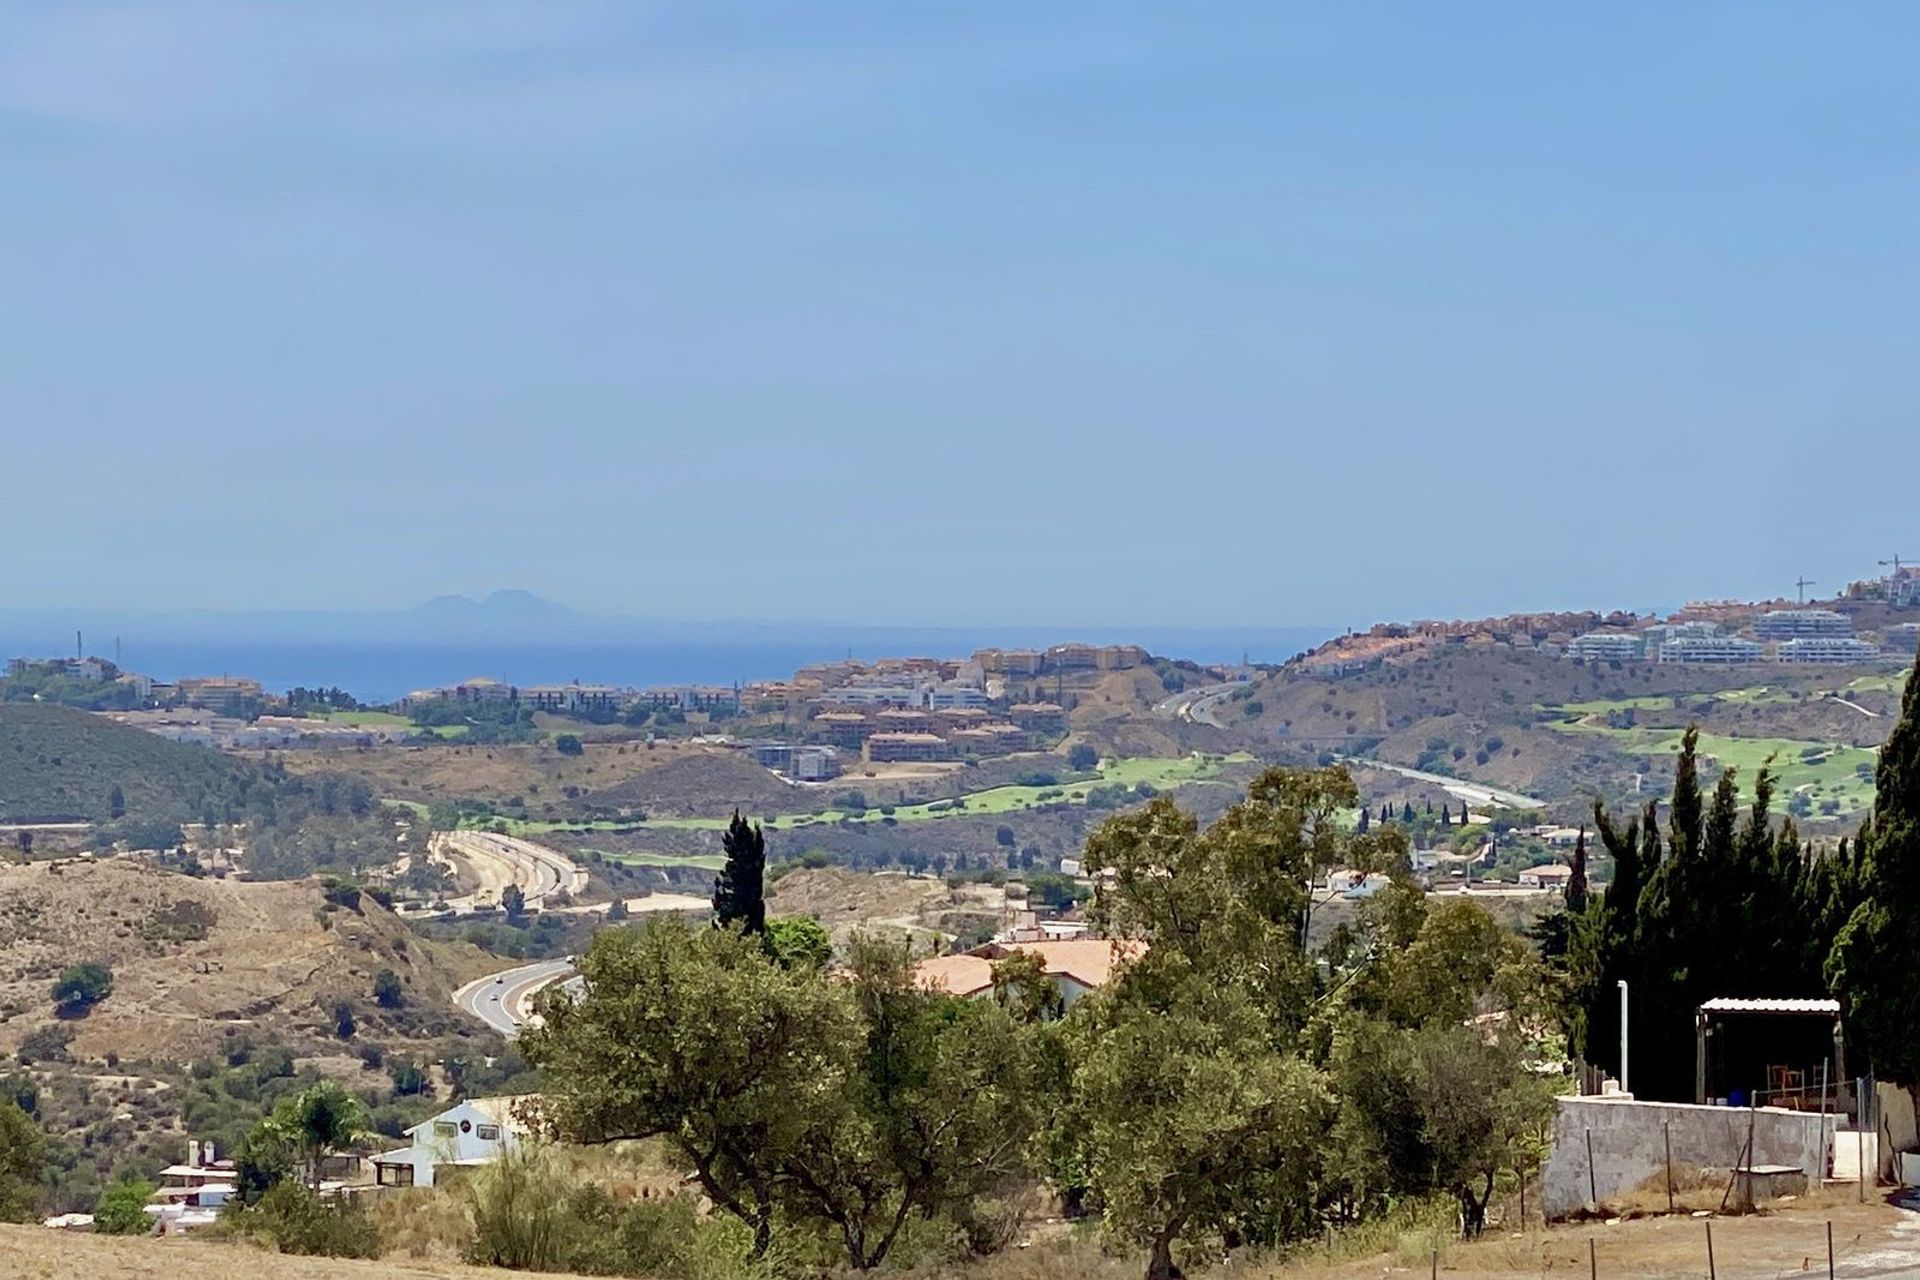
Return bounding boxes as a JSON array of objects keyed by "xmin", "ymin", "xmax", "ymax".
[
  {"xmin": 1227, "ymin": 646, "xmax": 1911, "ymax": 825},
  {"xmin": 0, "ymin": 703, "xmax": 242, "ymax": 823},
  {"xmin": 0, "ymin": 858, "xmax": 492, "ymax": 1063}
]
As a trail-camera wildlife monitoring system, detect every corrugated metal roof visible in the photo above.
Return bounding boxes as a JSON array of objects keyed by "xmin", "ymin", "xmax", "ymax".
[{"xmin": 1698, "ymin": 997, "xmax": 1841, "ymax": 1015}]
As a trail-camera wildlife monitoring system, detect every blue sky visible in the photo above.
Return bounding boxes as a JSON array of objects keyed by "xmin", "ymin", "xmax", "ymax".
[{"xmin": 3, "ymin": 3, "xmax": 1915, "ymax": 629}]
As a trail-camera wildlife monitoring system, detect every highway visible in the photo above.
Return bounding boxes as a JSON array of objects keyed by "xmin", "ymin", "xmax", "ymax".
[
  {"xmin": 452, "ymin": 959, "xmax": 576, "ymax": 1037},
  {"xmin": 1153, "ymin": 682, "xmax": 1243, "ymax": 728},
  {"xmin": 1336, "ymin": 756, "xmax": 1546, "ymax": 811},
  {"xmin": 432, "ymin": 830, "xmax": 589, "ymax": 913}
]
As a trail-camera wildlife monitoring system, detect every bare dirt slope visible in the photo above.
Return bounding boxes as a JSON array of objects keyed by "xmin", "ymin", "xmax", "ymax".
[
  {"xmin": 768, "ymin": 866, "xmax": 1004, "ymax": 948},
  {"xmin": 278, "ymin": 740, "xmax": 758, "ymax": 820},
  {"xmin": 0, "ymin": 859, "xmax": 492, "ymax": 1062},
  {"xmin": 579, "ymin": 751, "xmax": 802, "ymax": 818}
]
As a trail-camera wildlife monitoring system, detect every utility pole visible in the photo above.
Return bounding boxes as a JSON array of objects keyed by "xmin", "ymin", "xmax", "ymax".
[
  {"xmin": 1796, "ymin": 576, "xmax": 1816, "ymax": 604},
  {"xmin": 1619, "ymin": 979, "xmax": 1631, "ymax": 1095}
]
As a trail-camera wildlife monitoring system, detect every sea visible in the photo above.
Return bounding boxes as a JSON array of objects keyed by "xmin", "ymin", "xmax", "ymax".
[{"xmin": 12, "ymin": 626, "xmax": 1337, "ymax": 704}]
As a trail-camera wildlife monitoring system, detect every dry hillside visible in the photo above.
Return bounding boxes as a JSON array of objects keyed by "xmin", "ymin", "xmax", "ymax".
[
  {"xmin": 576, "ymin": 751, "xmax": 802, "ymax": 818},
  {"xmin": 768, "ymin": 866, "xmax": 1006, "ymax": 948},
  {"xmin": 277, "ymin": 739, "xmax": 773, "ymax": 820},
  {"xmin": 0, "ymin": 859, "xmax": 493, "ymax": 1063}
]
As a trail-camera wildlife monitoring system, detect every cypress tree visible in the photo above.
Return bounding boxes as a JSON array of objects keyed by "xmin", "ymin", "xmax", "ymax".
[
  {"xmin": 1566, "ymin": 828, "xmax": 1588, "ymax": 915},
  {"xmin": 1460, "ymin": 800, "xmax": 1470, "ymax": 824},
  {"xmin": 1357, "ymin": 806, "xmax": 1370, "ymax": 834},
  {"xmin": 712, "ymin": 810, "xmax": 767, "ymax": 935},
  {"xmin": 1669, "ymin": 725, "xmax": 1704, "ymax": 863},
  {"xmin": 1830, "ymin": 650, "xmax": 1920, "ymax": 1101},
  {"xmin": 1401, "ymin": 801, "xmax": 1416, "ymax": 823}
]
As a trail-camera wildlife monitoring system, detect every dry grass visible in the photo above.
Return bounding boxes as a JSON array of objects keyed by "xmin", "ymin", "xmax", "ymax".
[
  {"xmin": 277, "ymin": 739, "xmax": 748, "ymax": 816},
  {"xmin": 0, "ymin": 1223, "xmax": 603, "ymax": 1280},
  {"xmin": 0, "ymin": 859, "xmax": 493, "ymax": 1063},
  {"xmin": 6, "ymin": 1190, "xmax": 1915, "ymax": 1280},
  {"xmin": 366, "ymin": 1140, "xmax": 689, "ymax": 1265}
]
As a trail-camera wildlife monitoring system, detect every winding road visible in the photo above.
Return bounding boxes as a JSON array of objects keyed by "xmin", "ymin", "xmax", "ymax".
[
  {"xmin": 1336, "ymin": 756, "xmax": 1546, "ymax": 811},
  {"xmin": 431, "ymin": 830, "xmax": 588, "ymax": 913},
  {"xmin": 452, "ymin": 959, "xmax": 577, "ymax": 1037},
  {"xmin": 1153, "ymin": 682, "xmax": 1243, "ymax": 729}
]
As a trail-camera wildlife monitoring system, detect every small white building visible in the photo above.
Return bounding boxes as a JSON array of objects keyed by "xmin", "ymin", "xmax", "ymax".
[
  {"xmin": 1324, "ymin": 868, "xmax": 1391, "ymax": 899},
  {"xmin": 145, "ymin": 1139, "xmax": 237, "ymax": 1233},
  {"xmin": 1519, "ymin": 863, "xmax": 1577, "ymax": 890},
  {"xmin": 373, "ymin": 1096, "xmax": 531, "ymax": 1189},
  {"xmin": 925, "ymin": 683, "xmax": 991, "ymax": 710}
]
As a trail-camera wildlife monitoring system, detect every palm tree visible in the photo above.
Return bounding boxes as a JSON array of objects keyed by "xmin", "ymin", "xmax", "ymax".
[{"xmin": 268, "ymin": 1082, "xmax": 370, "ymax": 1190}]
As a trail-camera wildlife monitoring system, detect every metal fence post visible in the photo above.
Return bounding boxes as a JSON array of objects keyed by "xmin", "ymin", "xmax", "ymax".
[
  {"xmin": 1664, "ymin": 1121, "xmax": 1674, "ymax": 1214},
  {"xmin": 1827, "ymin": 1219, "xmax": 1835, "ymax": 1280},
  {"xmin": 1586, "ymin": 1127, "xmax": 1598, "ymax": 1207},
  {"xmin": 1706, "ymin": 1219, "xmax": 1716, "ymax": 1280}
]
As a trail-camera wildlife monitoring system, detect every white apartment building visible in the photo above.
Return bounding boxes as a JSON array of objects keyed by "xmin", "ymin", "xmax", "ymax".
[
  {"xmin": 1658, "ymin": 637, "xmax": 1766, "ymax": 665},
  {"xmin": 1776, "ymin": 638, "xmax": 1882, "ymax": 664},
  {"xmin": 1755, "ymin": 609, "xmax": 1853, "ymax": 640},
  {"xmin": 1565, "ymin": 633, "xmax": 1644, "ymax": 661},
  {"xmin": 925, "ymin": 683, "xmax": 991, "ymax": 710}
]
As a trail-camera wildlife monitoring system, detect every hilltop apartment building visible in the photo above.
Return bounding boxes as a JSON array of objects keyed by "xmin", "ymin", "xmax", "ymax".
[
  {"xmin": 1776, "ymin": 638, "xmax": 1882, "ymax": 664},
  {"xmin": 1755, "ymin": 609, "xmax": 1853, "ymax": 640},
  {"xmin": 1657, "ymin": 637, "xmax": 1767, "ymax": 665},
  {"xmin": 1564, "ymin": 633, "xmax": 1644, "ymax": 662}
]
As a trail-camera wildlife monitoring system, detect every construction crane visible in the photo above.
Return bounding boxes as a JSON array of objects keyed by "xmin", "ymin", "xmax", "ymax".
[
  {"xmin": 1795, "ymin": 576, "xmax": 1816, "ymax": 604},
  {"xmin": 1882, "ymin": 555, "xmax": 1907, "ymax": 576}
]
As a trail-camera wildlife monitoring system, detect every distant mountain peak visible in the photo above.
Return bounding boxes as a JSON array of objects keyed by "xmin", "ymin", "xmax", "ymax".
[{"xmin": 411, "ymin": 590, "xmax": 574, "ymax": 617}]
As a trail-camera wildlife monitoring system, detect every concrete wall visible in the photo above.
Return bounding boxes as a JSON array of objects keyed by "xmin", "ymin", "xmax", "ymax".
[
  {"xmin": 1543, "ymin": 1096, "xmax": 1830, "ymax": 1219},
  {"xmin": 1874, "ymin": 1082, "xmax": 1917, "ymax": 1182}
]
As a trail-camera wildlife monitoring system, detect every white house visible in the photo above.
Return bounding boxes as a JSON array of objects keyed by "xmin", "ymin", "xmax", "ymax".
[
  {"xmin": 1519, "ymin": 863, "xmax": 1577, "ymax": 890},
  {"xmin": 373, "ymin": 1097, "xmax": 531, "ymax": 1189},
  {"xmin": 144, "ymin": 1140, "xmax": 237, "ymax": 1233},
  {"xmin": 1324, "ymin": 868, "xmax": 1391, "ymax": 899}
]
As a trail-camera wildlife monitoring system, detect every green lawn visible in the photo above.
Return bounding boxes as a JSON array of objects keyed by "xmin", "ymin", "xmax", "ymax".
[
  {"xmin": 1542, "ymin": 720, "xmax": 1879, "ymax": 818},
  {"xmin": 487, "ymin": 754, "xmax": 1251, "ymax": 836},
  {"xmin": 322, "ymin": 710, "xmax": 412, "ymax": 727}
]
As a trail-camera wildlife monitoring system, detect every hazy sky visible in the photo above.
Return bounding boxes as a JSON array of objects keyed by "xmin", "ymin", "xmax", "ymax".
[{"xmin": 3, "ymin": 3, "xmax": 1915, "ymax": 629}]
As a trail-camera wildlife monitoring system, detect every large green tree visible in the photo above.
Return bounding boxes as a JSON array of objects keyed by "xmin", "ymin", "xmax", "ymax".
[
  {"xmin": 522, "ymin": 916, "xmax": 1053, "ymax": 1270},
  {"xmin": 0, "ymin": 1099, "xmax": 43, "ymax": 1223},
  {"xmin": 1830, "ymin": 652, "xmax": 1920, "ymax": 1099},
  {"xmin": 1065, "ymin": 767, "xmax": 1395, "ymax": 1280},
  {"xmin": 778, "ymin": 937, "xmax": 1054, "ymax": 1270},
  {"xmin": 1332, "ymin": 896, "xmax": 1555, "ymax": 1235},
  {"xmin": 522, "ymin": 915, "xmax": 853, "ymax": 1258},
  {"xmin": 713, "ymin": 811, "xmax": 767, "ymax": 935},
  {"xmin": 250, "ymin": 1081, "xmax": 370, "ymax": 1192}
]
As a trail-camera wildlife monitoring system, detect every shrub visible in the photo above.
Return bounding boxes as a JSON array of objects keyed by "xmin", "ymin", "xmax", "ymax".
[
  {"xmin": 140, "ymin": 900, "xmax": 217, "ymax": 944},
  {"xmin": 1066, "ymin": 744, "xmax": 1099, "ymax": 771},
  {"xmin": 372, "ymin": 969, "xmax": 404, "ymax": 1009},
  {"xmin": 554, "ymin": 734, "xmax": 585, "ymax": 757},
  {"xmin": 387, "ymin": 1059, "xmax": 428, "ymax": 1096},
  {"xmin": 52, "ymin": 964, "xmax": 112, "ymax": 1017},
  {"xmin": 239, "ymin": 1181, "xmax": 381, "ymax": 1258},
  {"xmin": 93, "ymin": 1179, "xmax": 157, "ymax": 1235}
]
